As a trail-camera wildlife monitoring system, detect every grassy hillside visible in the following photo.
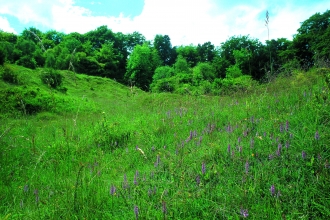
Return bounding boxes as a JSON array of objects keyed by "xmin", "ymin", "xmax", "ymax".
[{"xmin": 0, "ymin": 65, "xmax": 330, "ymax": 219}]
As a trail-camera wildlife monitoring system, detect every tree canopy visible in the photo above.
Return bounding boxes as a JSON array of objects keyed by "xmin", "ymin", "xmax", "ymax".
[{"xmin": 1, "ymin": 10, "xmax": 329, "ymax": 93}]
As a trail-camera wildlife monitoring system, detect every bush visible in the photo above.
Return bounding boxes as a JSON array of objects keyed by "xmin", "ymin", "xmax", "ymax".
[
  {"xmin": 16, "ymin": 55, "xmax": 37, "ymax": 69},
  {"xmin": 41, "ymin": 69, "xmax": 63, "ymax": 88},
  {"xmin": 153, "ymin": 66, "xmax": 175, "ymax": 81},
  {"xmin": 1, "ymin": 65, "xmax": 19, "ymax": 84},
  {"xmin": 151, "ymin": 77, "xmax": 176, "ymax": 93}
]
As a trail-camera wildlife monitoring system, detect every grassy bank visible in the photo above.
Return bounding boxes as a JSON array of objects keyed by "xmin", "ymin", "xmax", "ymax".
[{"xmin": 1, "ymin": 65, "xmax": 329, "ymax": 219}]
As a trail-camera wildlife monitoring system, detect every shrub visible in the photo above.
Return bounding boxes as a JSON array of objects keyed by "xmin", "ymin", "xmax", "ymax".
[
  {"xmin": 16, "ymin": 55, "xmax": 37, "ymax": 69},
  {"xmin": 153, "ymin": 66, "xmax": 175, "ymax": 81},
  {"xmin": 151, "ymin": 77, "xmax": 176, "ymax": 93},
  {"xmin": 41, "ymin": 69, "xmax": 63, "ymax": 88},
  {"xmin": 1, "ymin": 65, "xmax": 19, "ymax": 84}
]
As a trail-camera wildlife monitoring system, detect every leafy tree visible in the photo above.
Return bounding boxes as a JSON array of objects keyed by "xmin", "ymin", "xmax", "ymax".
[
  {"xmin": 14, "ymin": 38, "xmax": 38, "ymax": 68},
  {"xmin": 125, "ymin": 43, "xmax": 161, "ymax": 90},
  {"xmin": 173, "ymin": 55, "xmax": 193, "ymax": 84},
  {"xmin": 0, "ymin": 46, "xmax": 5, "ymax": 65},
  {"xmin": 152, "ymin": 66, "xmax": 175, "ymax": 81},
  {"xmin": 173, "ymin": 55, "xmax": 190, "ymax": 74},
  {"xmin": 75, "ymin": 52, "xmax": 103, "ymax": 76},
  {"xmin": 97, "ymin": 42, "xmax": 119, "ymax": 78},
  {"xmin": 292, "ymin": 10, "xmax": 330, "ymax": 67},
  {"xmin": 125, "ymin": 31, "xmax": 146, "ymax": 54},
  {"xmin": 192, "ymin": 62, "xmax": 215, "ymax": 85},
  {"xmin": 52, "ymin": 45, "xmax": 71, "ymax": 70},
  {"xmin": 153, "ymin": 34, "xmax": 176, "ymax": 66},
  {"xmin": 86, "ymin": 25, "xmax": 116, "ymax": 50},
  {"xmin": 197, "ymin": 42, "xmax": 216, "ymax": 62},
  {"xmin": 45, "ymin": 49, "xmax": 56, "ymax": 68},
  {"xmin": 218, "ymin": 36, "xmax": 267, "ymax": 80},
  {"xmin": 43, "ymin": 30, "xmax": 65, "ymax": 46},
  {"xmin": 65, "ymin": 32, "xmax": 86, "ymax": 44},
  {"xmin": 33, "ymin": 47, "xmax": 46, "ymax": 67},
  {"xmin": 266, "ymin": 38, "xmax": 292, "ymax": 71},
  {"xmin": 110, "ymin": 32, "xmax": 131, "ymax": 82},
  {"xmin": 0, "ymin": 31, "xmax": 17, "ymax": 63},
  {"xmin": 21, "ymin": 27, "xmax": 43, "ymax": 45},
  {"xmin": 176, "ymin": 45, "xmax": 199, "ymax": 67},
  {"xmin": 63, "ymin": 37, "xmax": 82, "ymax": 54},
  {"xmin": 0, "ymin": 30, "xmax": 17, "ymax": 44}
]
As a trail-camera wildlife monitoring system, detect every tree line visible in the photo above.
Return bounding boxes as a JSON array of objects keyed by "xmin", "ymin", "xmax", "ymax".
[{"xmin": 0, "ymin": 10, "xmax": 329, "ymax": 94}]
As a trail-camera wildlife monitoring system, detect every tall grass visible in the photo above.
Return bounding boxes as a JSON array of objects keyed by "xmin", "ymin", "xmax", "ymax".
[{"xmin": 0, "ymin": 66, "xmax": 329, "ymax": 219}]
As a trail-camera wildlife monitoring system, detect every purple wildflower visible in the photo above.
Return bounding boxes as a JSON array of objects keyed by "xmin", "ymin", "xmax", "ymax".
[
  {"xmin": 202, "ymin": 162, "xmax": 206, "ymax": 175},
  {"xmin": 134, "ymin": 205, "xmax": 139, "ymax": 219},
  {"xmin": 270, "ymin": 185, "xmax": 275, "ymax": 196},
  {"xmin": 238, "ymin": 146, "xmax": 242, "ymax": 153},
  {"xmin": 237, "ymin": 137, "xmax": 241, "ymax": 144},
  {"xmin": 276, "ymin": 149, "xmax": 281, "ymax": 157},
  {"xmin": 186, "ymin": 131, "xmax": 193, "ymax": 142},
  {"xmin": 110, "ymin": 185, "xmax": 116, "ymax": 195},
  {"xmin": 302, "ymin": 151, "xmax": 306, "ymax": 159},
  {"xmin": 34, "ymin": 189, "xmax": 39, "ymax": 204},
  {"xmin": 245, "ymin": 161, "xmax": 249, "ymax": 174},
  {"xmin": 227, "ymin": 144, "xmax": 231, "ymax": 154},
  {"xmin": 148, "ymin": 188, "xmax": 153, "ymax": 196},
  {"xmin": 243, "ymin": 130, "xmax": 248, "ymax": 137},
  {"xmin": 240, "ymin": 208, "xmax": 249, "ymax": 218},
  {"xmin": 227, "ymin": 124, "xmax": 232, "ymax": 133},
  {"xmin": 278, "ymin": 143, "xmax": 282, "ymax": 152},
  {"xmin": 285, "ymin": 120, "xmax": 289, "ymax": 132},
  {"xmin": 123, "ymin": 174, "xmax": 129, "ymax": 189},
  {"xmin": 280, "ymin": 123, "xmax": 284, "ymax": 132},
  {"xmin": 285, "ymin": 141, "xmax": 290, "ymax": 149},
  {"xmin": 162, "ymin": 201, "xmax": 167, "ymax": 214},
  {"xmin": 289, "ymin": 133, "xmax": 293, "ymax": 139},
  {"xmin": 134, "ymin": 170, "xmax": 139, "ymax": 185},
  {"xmin": 155, "ymin": 155, "xmax": 160, "ymax": 167},
  {"xmin": 196, "ymin": 175, "xmax": 200, "ymax": 186},
  {"xmin": 315, "ymin": 131, "xmax": 320, "ymax": 140},
  {"xmin": 250, "ymin": 138, "xmax": 255, "ymax": 148},
  {"xmin": 23, "ymin": 185, "xmax": 29, "ymax": 193}
]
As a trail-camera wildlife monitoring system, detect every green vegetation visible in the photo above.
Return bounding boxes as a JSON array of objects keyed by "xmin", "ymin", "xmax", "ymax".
[
  {"xmin": 1, "ymin": 10, "xmax": 330, "ymax": 93},
  {"xmin": 0, "ymin": 63, "xmax": 329, "ymax": 219},
  {"xmin": 0, "ymin": 9, "xmax": 330, "ymax": 219}
]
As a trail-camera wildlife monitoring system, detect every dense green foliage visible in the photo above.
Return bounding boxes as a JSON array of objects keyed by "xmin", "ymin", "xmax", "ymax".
[
  {"xmin": 0, "ymin": 63, "xmax": 329, "ymax": 219},
  {"xmin": 0, "ymin": 10, "xmax": 329, "ymax": 93}
]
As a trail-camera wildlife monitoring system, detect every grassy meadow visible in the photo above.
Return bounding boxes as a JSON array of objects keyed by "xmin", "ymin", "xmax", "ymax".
[{"xmin": 0, "ymin": 64, "xmax": 330, "ymax": 219}]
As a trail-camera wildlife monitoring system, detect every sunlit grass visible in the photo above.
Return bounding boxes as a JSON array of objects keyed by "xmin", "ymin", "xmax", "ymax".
[{"xmin": 0, "ymin": 65, "xmax": 329, "ymax": 219}]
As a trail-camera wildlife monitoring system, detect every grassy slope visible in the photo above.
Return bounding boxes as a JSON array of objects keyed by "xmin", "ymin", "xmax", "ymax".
[{"xmin": 0, "ymin": 65, "xmax": 330, "ymax": 219}]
